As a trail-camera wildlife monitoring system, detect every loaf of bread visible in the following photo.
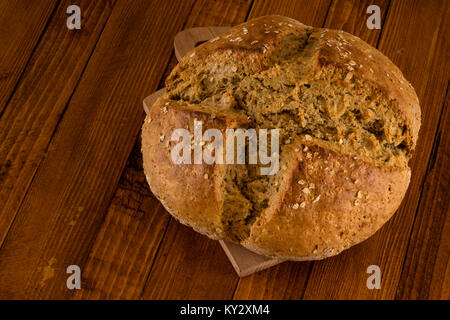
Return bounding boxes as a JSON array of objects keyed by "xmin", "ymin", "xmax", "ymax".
[{"xmin": 141, "ymin": 15, "xmax": 421, "ymax": 260}]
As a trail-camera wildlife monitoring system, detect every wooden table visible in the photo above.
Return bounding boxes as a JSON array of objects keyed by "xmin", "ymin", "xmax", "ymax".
[{"xmin": 0, "ymin": 0, "xmax": 448, "ymax": 300}]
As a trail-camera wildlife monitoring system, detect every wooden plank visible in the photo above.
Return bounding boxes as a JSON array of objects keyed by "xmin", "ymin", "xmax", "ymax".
[
  {"xmin": 72, "ymin": 145, "xmax": 171, "ymax": 299},
  {"xmin": 0, "ymin": 0, "xmax": 58, "ymax": 114},
  {"xmin": 141, "ymin": 222, "xmax": 238, "ymax": 299},
  {"xmin": 219, "ymin": 240, "xmax": 283, "ymax": 278},
  {"xmin": 0, "ymin": 0, "xmax": 444, "ymax": 300},
  {"xmin": 249, "ymin": 0, "xmax": 331, "ymax": 27},
  {"xmin": 73, "ymin": 0, "xmax": 254, "ymax": 300},
  {"xmin": 232, "ymin": 0, "xmax": 391, "ymax": 299},
  {"xmin": 303, "ymin": 0, "xmax": 449, "ymax": 299},
  {"xmin": 396, "ymin": 86, "xmax": 449, "ymax": 300},
  {"xmin": 0, "ymin": 0, "xmax": 195, "ymax": 299},
  {"xmin": 0, "ymin": 0, "xmax": 115, "ymax": 250},
  {"xmin": 323, "ymin": 0, "xmax": 388, "ymax": 42}
]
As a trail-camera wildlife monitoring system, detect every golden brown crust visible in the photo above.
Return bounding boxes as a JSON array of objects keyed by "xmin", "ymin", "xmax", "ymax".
[
  {"xmin": 170, "ymin": 15, "xmax": 420, "ymax": 148},
  {"xmin": 142, "ymin": 97, "xmax": 248, "ymax": 239},
  {"xmin": 242, "ymin": 138, "xmax": 410, "ymax": 260},
  {"xmin": 172, "ymin": 15, "xmax": 310, "ymax": 74},
  {"xmin": 141, "ymin": 15, "xmax": 420, "ymax": 261}
]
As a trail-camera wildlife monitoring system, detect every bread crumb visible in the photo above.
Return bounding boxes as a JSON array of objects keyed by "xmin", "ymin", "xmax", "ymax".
[
  {"xmin": 313, "ymin": 195, "xmax": 321, "ymax": 203},
  {"xmin": 159, "ymin": 134, "xmax": 165, "ymax": 142},
  {"xmin": 251, "ymin": 40, "xmax": 259, "ymax": 45},
  {"xmin": 357, "ymin": 190, "xmax": 363, "ymax": 198},
  {"xmin": 204, "ymin": 173, "xmax": 209, "ymax": 179},
  {"xmin": 292, "ymin": 203, "xmax": 299, "ymax": 210},
  {"xmin": 302, "ymin": 187, "xmax": 310, "ymax": 194},
  {"xmin": 190, "ymin": 52, "xmax": 196, "ymax": 57},
  {"xmin": 297, "ymin": 179, "xmax": 305, "ymax": 185},
  {"xmin": 300, "ymin": 201, "xmax": 306, "ymax": 208},
  {"xmin": 146, "ymin": 117, "xmax": 152, "ymax": 123},
  {"xmin": 309, "ymin": 183, "xmax": 315, "ymax": 189}
]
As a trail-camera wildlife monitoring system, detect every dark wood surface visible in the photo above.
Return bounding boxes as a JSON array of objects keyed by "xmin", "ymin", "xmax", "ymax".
[{"xmin": 0, "ymin": 0, "xmax": 448, "ymax": 299}]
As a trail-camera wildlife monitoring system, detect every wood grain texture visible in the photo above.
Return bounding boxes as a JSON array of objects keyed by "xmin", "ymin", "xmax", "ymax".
[
  {"xmin": 396, "ymin": 85, "xmax": 449, "ymax": 300},
  {"xmin": 234, "ymin": 262, "xmax": 312, "ymax": 299},
  {"xmin": 0, "ymin": 0, "xmax": 447, "ymax": 300},
  {"xmin": 72, "ymin": 0, "xmax": 254, "ymax": 300},
  {"xmin": 0, "ymin": 0, "xmax": 195, "ymax": 299},
  {"xmin": 0, "ymin": 0, "xmax": 115, "ymax": 250},
  {"xmin": 0, "ymin": 0, "xmax": 58, "ymax": 114},
  {"xmin": 141, "ymin": 220, "xmax": 238, "ymax": 299},
  {"xmin": 323, "ymin": 0, "xmax": 388, "ymax": 43},
  {"xmin": 303, "ymin": 0, "xmax": 449, "ymax": 299},
  {"xmin": 73, "ymin": 145, "xmax": 171, "ymax": 299},
  {"xmin": 249, "ymin": 0, "xmax": 331, "ymax": 27}
]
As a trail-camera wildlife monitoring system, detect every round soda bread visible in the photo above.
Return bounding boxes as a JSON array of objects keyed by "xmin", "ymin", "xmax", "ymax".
[{"xmin": 141, "ymin": 15, "xmax": 421, "ymax": 260}]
